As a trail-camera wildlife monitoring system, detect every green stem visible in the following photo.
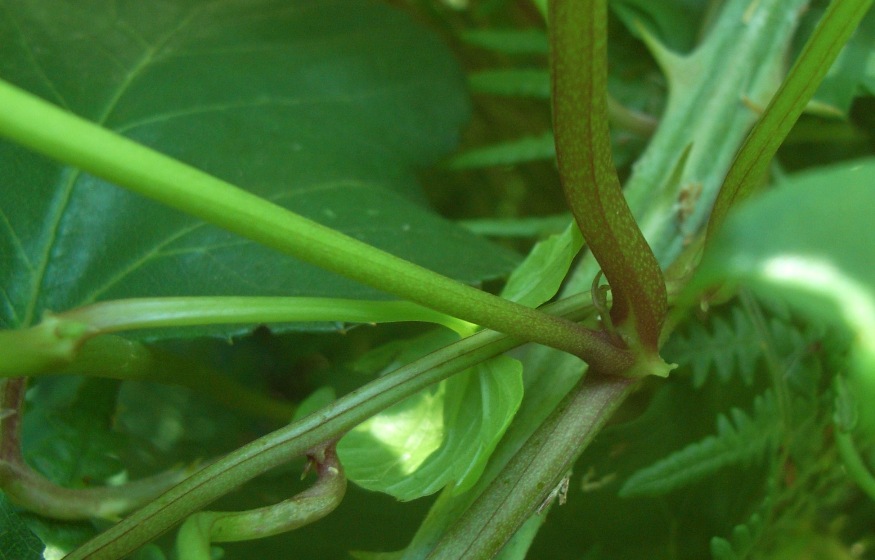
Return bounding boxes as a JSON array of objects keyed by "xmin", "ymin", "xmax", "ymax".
[
  {"xmin": 0, "ymin": 378, "xmax": 194, "ymax": 520},
  {"xmin": 176, "ymin": 445, "xmax": 345, "ymax": 560},
  {"xmin": 59, "ymin": 297, "xmax": 474, "ymax": 336},
  {"xmin": 0, "ymin": 79, "xmax": 627, "ymax": 373},
  {"xmin": 0, "ymin": 296, "xmax": 473, "ymax": 378},
  {"xmin": 550, "ymin": 0, "xmax": 667, "ymax": 354},
  {"xmin": 64, "ymin": 293, "xmax": 598, "ymax": 560},
  {"xmin": 425, "ymin": 373, "xmax": 636, "ymax": 559},
  {"xmin": 706, "ymin": 0, "xmax": 874, "ymax": 238}
]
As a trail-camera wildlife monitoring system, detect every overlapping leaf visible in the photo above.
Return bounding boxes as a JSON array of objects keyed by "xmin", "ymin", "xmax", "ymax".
[
  {"xmin": 692, "ymin": 159, "xmax": 875, "ymax": 436},
  {"xmin": 0, "ymin": 495, "xmax": 42, "ymax": 560},
  {"xmin": 338, "ymin": 331, "xmax": 523, "ymax": 501},
  {"xmin": 0, "ymin": 0, "xmax": 517, "ymax": 334}
]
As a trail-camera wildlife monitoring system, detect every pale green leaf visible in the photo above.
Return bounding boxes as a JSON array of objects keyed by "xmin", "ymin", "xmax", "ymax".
[
  {"xmin": 692, "ymin": 159, "xmax": 875, "ymax": 436},
  {"xmin": 338, "ymin": 355, "xmax": 523, "ymax": 501},
  {"xmin": 501, "ymin": 222, "xmax": 583, "ymax": 308}
]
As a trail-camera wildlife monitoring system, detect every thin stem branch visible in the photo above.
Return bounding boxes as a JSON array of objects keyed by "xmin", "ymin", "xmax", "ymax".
[{"xmin": 64, "ymin": 293, "xmax": 598, "ymax": 560}]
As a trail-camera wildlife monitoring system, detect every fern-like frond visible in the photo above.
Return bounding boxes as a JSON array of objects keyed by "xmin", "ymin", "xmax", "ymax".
[
  {"xmin": 447, "ymin": 132, "xmax": 555, "ymax": 169},
  {"xmin": 710, "ymin": 512, "xmax": 764, "ymax": 560},
  {"xmin": 665, "ymin": 305, "xmax": 817, "ymax": 388},
  {"xmin": 468, "ymin": 69, "xmax": 550, "ymax": 99},
  {"xmin": 460, "ymin": 29, "xmax": 548, "ymax": 55},
  {"xmin": 710, "ymin": 490, "xmax": 775, "ymax": 560},
  {"xmin": 665, "ymin": 306, "xmax": 761, "ymax": 386},
  {"xmin": 620, "ymin": 392, "xmax": 779, "ymax": 498}
]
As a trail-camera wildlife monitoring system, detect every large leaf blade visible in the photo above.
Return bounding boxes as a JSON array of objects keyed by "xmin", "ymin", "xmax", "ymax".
[
  {"xmin": 0, "ymin": 0, "xmax": 516, "ymax": 333},
  {"xmin": 692, "ymin": 159, "xmax": 875, "ymax": 434}
]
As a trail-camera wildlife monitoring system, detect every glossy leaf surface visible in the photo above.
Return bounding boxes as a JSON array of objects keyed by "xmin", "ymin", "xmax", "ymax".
[
  {"xmin": 0, "ymin": 494, "xmax": 42, "ymax": 560},
  {"xmin": 338, "ymin": 335, "xmax": 523, "ymax": 501},
  {"xmin": 0, "ymin": 0, "xmax": 516, "ymax": 334}
]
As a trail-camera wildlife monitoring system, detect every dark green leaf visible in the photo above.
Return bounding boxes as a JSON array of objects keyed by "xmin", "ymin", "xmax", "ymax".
[
  {"xmin": 447, "ymin": 132, "xmax": 556, "ymax": 170},
  {"xmin": 620, "ymin": 392, "xmax": 779, "ymax": 497},
  {"xmin": 0, "ymin": 0, "xmax": 517, "ymax": 336},
  {"xmin": 610, "ymin": 0, "xmax": 711, "ymax": 53},
  {"xmin": 460, "ymin": 29, "xmax": 549, "ymax": 55},
  {"xmin": 0, "ymin": 494, "xmax": 43, "ymax": 560},
  {"xmin": 22, "ymin": 378, "xmax": 125, "ymax": 487},
  {"xmin": 468, "ymin": 69, "xmax": 550, "ymax": 99}
]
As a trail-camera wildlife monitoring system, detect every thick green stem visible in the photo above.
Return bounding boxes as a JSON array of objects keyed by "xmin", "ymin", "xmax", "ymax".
[
  {"xmin": 0, "ymin": 79, "xmax": 627, "ymax": 373},
  {"xmin": 550, "ymin": 0, "xmax": 667, "ymax": 354},
  {"xmin": 706, "ymin": 0, "xmax": 874, "ymax": 237},
  {"xmin": 425, "ymin": 373, "xmax": 636, "ymax": 559},
  {"xmin": 0, "ymin": 296, "xmax": 473, "ymax": 379},
  {"xmin": 59, "ymin": 297, "xmax": 474, "ymax": 336}
]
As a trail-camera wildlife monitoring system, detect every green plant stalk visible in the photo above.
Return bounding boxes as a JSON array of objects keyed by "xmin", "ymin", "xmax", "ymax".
[
  {"xmin": 0, "ymin": 378, "xmax": 194, "ymax": 520},
  {"xmin": 595, "ymin": 0, "xmax": 810, "ymax": 278},
  {"xmin": 0, "ymin": 297, "xmax": 474, "ymax": 379},
  {"xmin": 550, "ymin": 0, "xmax": 667, "ymax": 354},
  {"xmin": 64, "ymin": 293, "xmax": 597, "ymax": 560},
  {"xmin": 421, "ymin": 0, "xmax": 815, "ymax": 554},
  {"xmin": 0, "ymin": 79, "xmax": 630, "ymax": 374},
  {"xmin": 706, "ymin": 0, "xmax": 874, "ymax": 238},
  {"xmin": 425, "ymin": 373, "xmax": 636, "ymax": 559},
  {"xmin": 176, "ymin": 445, "xmax": 345, "ymax": 560},
  {"xmin": 60, "ymin": 297, "xmax": 474, "ymax": 336}
]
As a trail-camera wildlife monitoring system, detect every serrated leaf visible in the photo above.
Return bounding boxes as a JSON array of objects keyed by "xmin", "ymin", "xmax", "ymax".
[
  {"xmin": 0, "ymin": 0, "xmax": 518, "ymax": 337},
  {"xmin": 693, "ymin": 159, "xmax": 875, "ymax": 437},
  {"xmin": 501, "ymin": 221, "xmax": 583, "ymax": 308},
  {"xmin": 0, "ymin": 494, "xmax": 43, "ymax": 560},
  {"xmin": 338, "ymin": 354, "xmax": 523, "ymax": 501},
  {"xmin": 665, "ymin": 307, "xmax": 759, "ymax": 387},
  {"xmin": 620, "ymin": 392, "xmax": 778, "ymax": 497},
  {"xmin": 710, "ymin": 493, "xmax": 773, "ymax": 560}
]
